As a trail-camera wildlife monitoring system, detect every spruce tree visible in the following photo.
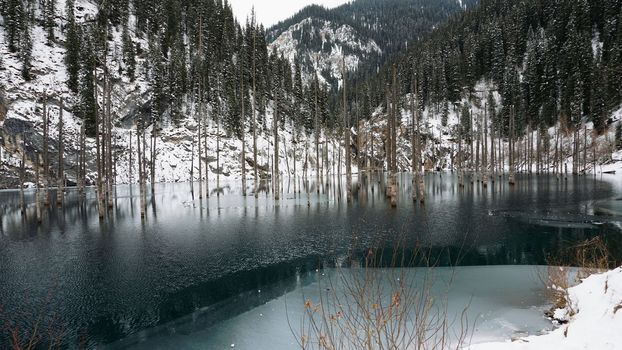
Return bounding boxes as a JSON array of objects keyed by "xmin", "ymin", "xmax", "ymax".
[
  {"xmin": 45, "ymin": 0, "xmax": 56, "ymax": 44},
  {"xmin": 78, "ymin": 34, "xmax": 97, "ymax": 137},
  {"xmin": 122, "ymin": 24, "xmax": 136, "ymax": 81},
  {"xmin": 65, "ymin": 0, "xmax": 81, "ymax": 93},
  {"xmin": 20, "ymin": 17, "xmax": 33, "ymax": 81}
]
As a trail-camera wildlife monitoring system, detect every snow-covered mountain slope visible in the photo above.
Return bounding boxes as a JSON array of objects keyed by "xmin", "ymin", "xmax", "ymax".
[
  {"xmin": 0, "ymin": 0, "xmax": 346, "ymax": 189},
  {"xmin": 269, "ymin": 17, "xmax": 382, "ymax": 86},
  {"xmin": 267, "ymin": 0, "xmax": 477, "ymax": 90}
]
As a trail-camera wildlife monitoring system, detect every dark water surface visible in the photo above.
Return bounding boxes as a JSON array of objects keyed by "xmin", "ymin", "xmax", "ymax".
[{"xmin": 1, "ymin": 173, "xmax": 621, "ymax": 348}]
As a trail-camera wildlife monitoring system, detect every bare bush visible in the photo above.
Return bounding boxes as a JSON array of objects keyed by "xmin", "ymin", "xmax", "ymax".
[
  {"xmin": 288, "ymin": 245, "xmax": 470, "ymax": 350},
  {"xmin": 540, "ymin": 236, "xmax": 612, "ymax": 319}
]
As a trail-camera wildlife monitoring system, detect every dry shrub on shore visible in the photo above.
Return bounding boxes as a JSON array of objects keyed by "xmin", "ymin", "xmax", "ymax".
[
  {"xmin": 288, "ymin": 243, "xmax": 471, "ymax": 350},
  {"xmin": 541, "ymin": 236, "xmax": 613, "ymax": 319}
]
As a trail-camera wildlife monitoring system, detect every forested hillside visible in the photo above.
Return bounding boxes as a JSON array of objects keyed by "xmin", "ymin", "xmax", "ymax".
[
  {"xmin": 359, "ymin": 0, "xmax": 622, "ymax": 140},
  {"xmin": 0, "ymin": 0, "xmax": 336, "ymax": 137}
]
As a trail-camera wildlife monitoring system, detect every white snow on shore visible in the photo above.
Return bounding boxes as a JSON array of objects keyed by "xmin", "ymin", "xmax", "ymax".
[{"xmin": 470, "ymin": 267, "xmax": 622, "ymax": 350}]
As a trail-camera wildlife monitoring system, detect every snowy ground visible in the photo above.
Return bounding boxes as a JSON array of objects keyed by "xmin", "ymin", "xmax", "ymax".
[{"xmin": 471, "ymin": 267, "xmax": 622, "ymax": 350}]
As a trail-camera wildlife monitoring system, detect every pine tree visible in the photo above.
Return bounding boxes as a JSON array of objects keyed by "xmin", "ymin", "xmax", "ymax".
[
  {"xmin": 122, "ymin": 24, "xmax": 136, "ymax": 81},
  {"xmin": 45, "ymin": 0, "xmax": 56, "ymax": 44},
  {"xmin": 78, "ymin": 34, "xmax": 97, "ymax": 137},
  {"xmin": 5, "ymin": 0, "xmax": 24, "ymax": 53},
  {"xmin": 20, "ymin": 17, "xmax": 33, "ymax": 81},
  {"xmin": 65, "ymin": 0, "xmax": 81, "ymax": 93}
]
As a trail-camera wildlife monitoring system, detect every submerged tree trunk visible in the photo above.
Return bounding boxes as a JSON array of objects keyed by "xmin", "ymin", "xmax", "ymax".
[
  {"xmin": 57, "ymin": 99, "xmax": 64, "ymax": 205},
  {"xmin": 137, "ymin": 121, "xmax": 145, "ymax": 218},
  {"xmin": 508, "ymin": 105, "xmax": 516, "ymax": 186},
  {"xmin": 274, "ymin": 89, "xmax": 280, "ymax": 201},
  {"xmin": 252, "ymin": 29, "xmax": 258, "ymax": 198},
  {"xmin": 20, "ymin": 148, "xmax": 26, "ymax": 215},
  {"xmin": 42, "ymin": 97, "xmax": 50, "ymax": 207},
  {"xmin": 344, "ymin": 59, "xmax": 352, "ymax": 203},
  {"xmin": 36, "ymin": 155, "xmax": 42, "ymax": 223}
]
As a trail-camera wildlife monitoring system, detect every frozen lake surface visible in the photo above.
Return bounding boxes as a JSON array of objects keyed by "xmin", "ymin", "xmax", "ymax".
[
  {"xmin": 112, "ymin": 265, "xmax": 553, "ymax": 350},
  {"xmin": 1, "ymin": 174, "xmax": 621, "ymax": 348}
]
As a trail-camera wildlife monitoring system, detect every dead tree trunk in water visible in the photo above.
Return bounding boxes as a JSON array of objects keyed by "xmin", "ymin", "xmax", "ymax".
[
  {"xmin": 36, "ymin": 155, "xmax": 42, "ymax": 223},
  {"xmin": 106, "ymin": 68, "xmax": 113, "ymax": 209},
  {"xmin": 344, "ymin": 59, "xmax": 352, "ymax": 203},
  {"xmin": 314, "ymin": 75, "xmax": 320, "ymax": 193},
  {"xmin": 79, "ymin": 124, "xmax": 85, "ymax": 197},
  {"xmin": 411, "ymin": 79, "xmax": 417, "ymax": 201},
  {"xmin": 240, "ymin": 68, "xmax": 247, "ymax": 196},
  {"xmin": 128, "ymin": 130, "xmax": 132, "ymax": 185},
  {"xmin": 95, "ymin": 69, "xmax": 105, "ymax": 219},
  {"xmin": 482, "ymin": 103, "xmax": 490, "ymax": 188},
  {"xmin": 57, "ymin": 100, "xmax": 64, "ymax": 205},
  {"xmin": 508, "ymin": 105, "xmax": 516, "ymax": 186},
  {"xmin": 42, "ymin": 97, "xmax": 50, "ymax": 207},
  {"xmin": 216, "ymin": 90, "xmax": 221, "ymax": 193},
  {"xmin": 252, "ymin": 24, "xmax": 258, "ymax": 198},
  {"xmin": 137, "ymin": 120, "xmax": 145, "ymax": 218},
  {"xmin": 20, "ymin": 147, "xmax": 26, "ymax": 215},
  {"xmin": 198, "ymin": 83, "xmax": 203, "ymax": 200},
  {"xmin": 204, "ymin": 107, "xmax": 210, "ymax": 198},
  {"xmin": 274, "ymin": 85, "xmax": 280, "ymax": 201},
  {"xmin": 151, "ymin": 116, "xmax": 157, "ymax": 193}
]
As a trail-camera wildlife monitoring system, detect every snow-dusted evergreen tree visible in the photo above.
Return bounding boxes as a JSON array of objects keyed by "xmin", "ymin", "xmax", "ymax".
[
  {"xmin": 122, "ymin": 24, "xmax": 136, "ymax": 81},
  {"xmin": 44, "ymin": 0, "xmax": 56, "ymax": 44},
  {"xmin": 20, "ymin": 10, "xmax": 32, "ymax": 81},
  {"xmin": 65, "ymin": 0, "xmax": 81, "ymax": 93},
  {"xmin": 78, "ymin": 32, "xmax": 97, "ymax": 136}
]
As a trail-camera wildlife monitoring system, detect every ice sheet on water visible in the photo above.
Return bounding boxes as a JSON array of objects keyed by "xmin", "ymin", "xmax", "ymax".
[{"xmin": 112, "ymin": 265, "xmax": 552, "ymax": 350}]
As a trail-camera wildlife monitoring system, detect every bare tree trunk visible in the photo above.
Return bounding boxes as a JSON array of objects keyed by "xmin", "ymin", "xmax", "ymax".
[
  {"xmin": 57, "ymin": 99, "xmax": 64, "ymax": 205},
  {"xmin": 128, "ymin": 130, "xmax": 132, "ymax": 184},
  {"xmin": 190, "ymin": 136, "xmax": 194, "ymax": 188},
  {"xmin": 509, "ymin": 105, "xmax": 516, "ymax": 186},
  {"xmin": 198, "ymin": 85, "xmax": 203, "ymax": 200},
  {"xmin": 20, "ymin": 149, "xmax": 25, "ymax": 215},
  {"xmin": 42, "ymin": 97, "xmax": 50, "ymax": 207},
  {"xmin": 386, "ymin": 87, "xmax": 392, "ymax": 175},
  {"xmin": 137, "ymin": 121, "xmax": 145, "ymax": 218},
  {"xmin": 490, "ymin": 118, "xmax": 495, "ymax": 182},
  {"xmin": 142, "ymin": 122, "xmax": 148, "ymax": 213},
  {"xmin": 315, "ymin": 76, "xmax": 320, "ymax": 193},
  {"xmin": 151, "ymin": 116, "xmax": 157, "ymax": 193},
  {"xmin": 205, "ymin": 112, "xmax": 210, "ymax": 198},
  {"xmin": 583, "ymin": 123, "xmax": 587, "ymax": 174},
  {"xmin": 79, "ymin": 124, "xmax": 85, "ymax": 197},
  {"xmin": 252, "ymin": 27, "xmax": 258, "ymax": 198},
  {"xmin": 95, "ymin": 69, "xmax": 105, "ymax": 219},
  {"xmin": 483, "ymin": 106, "xmax": 488, "ymax": 188},
  {"xmin": 459, "ymin": 134, "xmax": 464, "ymax": 188},
  {"xmin": 36, "ymin": 155, "xmax": 42, "ymax": 223},
  {"xmin": 536, "ymin": 126, "xmax": 541, "ymax": 175},
  {"xmin": 241, "ymin": 71, "xmax": 247, "ymax": 196},
  {"xmin": 344, "ymin": 59, "xmax": 352, "ymax": 203},
  {"xmin": 411, "ymin": 79, "xmax": 417, "ymax": 200},
  {"xmin": 106, "ymin": 68, "xmax": 114, "ymax": 209},
  {"xmin": 217, "ymin": 103, "xmax": 221, "ymax": 193},
  {"xmin": 478, "ymin": 114, "xmax": 481, "ymax": 182},
  {"xmin": 293, "ymin": 121, "xmax": 297, "ymax": 194},
  {"xmin": 274, "ymin": 88, "xmax": 280, "ymax": 201}
]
